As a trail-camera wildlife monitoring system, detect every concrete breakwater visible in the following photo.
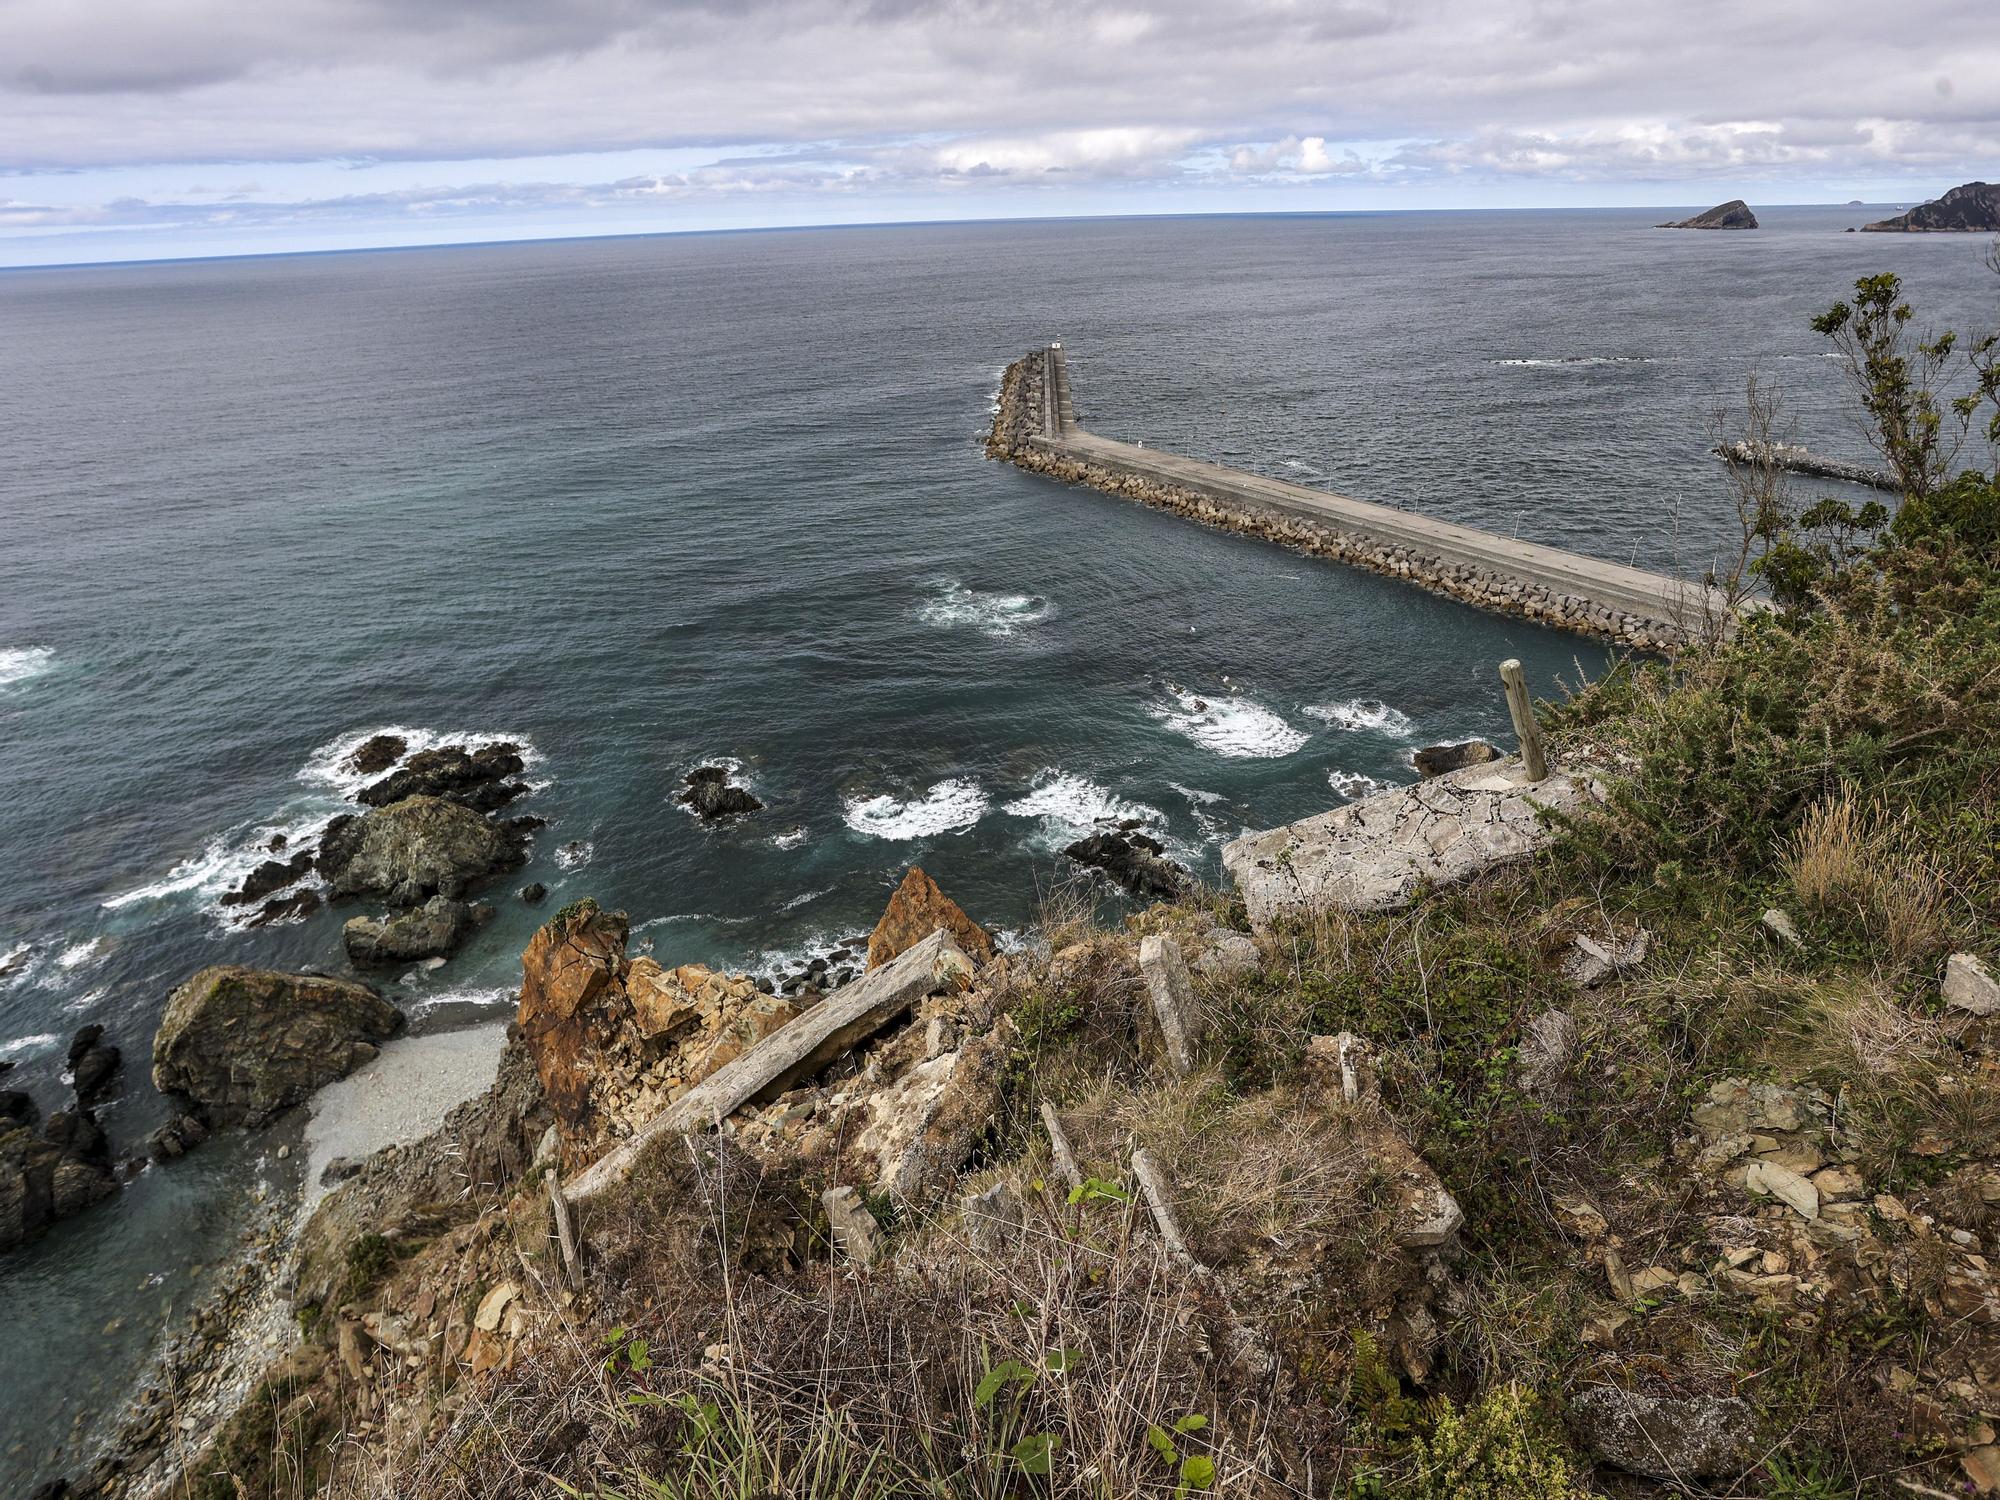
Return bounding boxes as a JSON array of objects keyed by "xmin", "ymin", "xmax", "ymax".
[
  {"xmin": 1712, "ymin": 439, "xmax": 1896, "ymax": 492},
  {"xmin": 988, "ymin": 347, "xmax": 1726, "ymax": 651}
]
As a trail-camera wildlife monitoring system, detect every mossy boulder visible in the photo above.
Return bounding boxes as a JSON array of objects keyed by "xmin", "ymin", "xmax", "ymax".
[{"xmin": 153, "ymin": 965, "xmax": 402, "ymax": 1128}]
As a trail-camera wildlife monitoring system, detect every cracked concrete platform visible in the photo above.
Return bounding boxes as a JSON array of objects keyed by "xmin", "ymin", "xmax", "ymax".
[{"xmin": 1221, "ymin": 758, "xmax": 1603, "ymax": 927}]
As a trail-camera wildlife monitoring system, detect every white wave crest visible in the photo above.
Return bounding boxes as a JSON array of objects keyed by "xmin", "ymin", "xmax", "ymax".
[
  {"xmin": 57, "ymin": 938, "xmax": 106, "ymax": 970},
  {"xmin": 1152, "ymin": 687, "xmax": 1307, "ymax": 760},
  {"xmin": 915, "ymin": 580, "xmax": 1055, "ymax": 639},
  {"xmin": 772, "ymin": 826, "xmax": 809, "ymax": 850},
  {"xmin": 1305, "ymin": 698, "xmax": 1415, "ymax": 736},
  {"xmin": 0, "ymin": 1032, "xmax": 59, "ymax": 1063},
  {"xmin": 1003, "ymin": 771, "xmax": 1164, "ymax": 849},
  {"xmin": 404, "ymin": 985, "xmax": 518, "ymax": 1018},
  {"xmin": 0, "ymin": 942, "xmax": 33, "ymax": 984},
  {"xmin": 555, "ymin": 840, "xmax": 594, "ymax": 871},
  {"xmin": 1492, "ymin": 355, "xmax": 1661, "ymax": 368},
  {"xmin": 842, "ymin": 778, "xmax": 989, "ymax": 840},
  {"xmin": 1329, "ymin": 769, "xmax": 1391, "ymax": 801},
  {"xmin": 0, "ymin": 647, "xmax": 55, "ymax": 689},
  {"xmin": 781, "ymin": 887, "xmax": 831, "ymax": 912}
]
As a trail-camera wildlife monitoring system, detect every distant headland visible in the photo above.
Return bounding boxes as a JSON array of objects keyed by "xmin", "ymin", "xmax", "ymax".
[{"xmin": 1861, "ymin": 180, "xmax": 2000, "ymax": 232}]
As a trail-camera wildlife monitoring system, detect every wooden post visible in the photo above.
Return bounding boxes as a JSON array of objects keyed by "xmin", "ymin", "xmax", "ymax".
[
  {"xmin": 1498, "ymin": 659, "xmax": 1548, "ymax": 782},
  {"xmin": 544, "ymin": 1167, "xmax": 582, "ymax": 1291}
]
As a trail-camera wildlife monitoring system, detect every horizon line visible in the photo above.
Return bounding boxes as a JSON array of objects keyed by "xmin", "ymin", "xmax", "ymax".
[{"xmin": 0, "ymin": 197, "xmax": 1920, "ymax": 275}]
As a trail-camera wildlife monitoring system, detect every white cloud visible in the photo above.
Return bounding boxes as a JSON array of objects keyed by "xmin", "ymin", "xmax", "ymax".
[{"xmin": 1, "ymin": 0, "xmax": 1996, "ymax": 256}]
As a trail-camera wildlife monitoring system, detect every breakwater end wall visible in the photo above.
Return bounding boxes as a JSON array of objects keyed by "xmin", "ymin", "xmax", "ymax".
[
  {"xmin": 988, "ymin": 346, "xmax": 1730, "ymax": 651},
  {"xmin": 1712, "ymin": 440, "xmax": 1897, "ymax": 492}
]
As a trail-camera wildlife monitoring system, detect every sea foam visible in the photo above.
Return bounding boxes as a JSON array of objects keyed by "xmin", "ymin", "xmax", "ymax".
[
  {"xmin": 1003, "ymin": 771, "xmax": 1164, "ymax": 850},
  {"xmin": 1329, "ymin": 769, "xmax": 1392, "ymax": 801},
  {"xmin": 1152, "ymin": 687, "xmax": 1307, "ymax": 759},
  {"xmin": 0, "ymin": 646, "xmax": 55, "ymax": 689},
  {"xmin": 843, "ymin": 778, "xmax": 989, "ymax": 840},
  {"xmin": 916, "ymin": 580, "xmax": 1055, "ymax": 639},
  {"xmin": 1305, "ymin": 698, "xmax": 1415, "ymax": 736}
]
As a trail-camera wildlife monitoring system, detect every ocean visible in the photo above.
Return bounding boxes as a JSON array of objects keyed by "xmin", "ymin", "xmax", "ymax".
[{"xmin": 1, "ymin": 206, "xmax": 1992, "ymax": 1485}]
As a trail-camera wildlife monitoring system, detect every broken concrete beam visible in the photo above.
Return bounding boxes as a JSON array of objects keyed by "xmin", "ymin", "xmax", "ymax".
[
  {"xmin": 1039, "ymin": 1100, "xmax": 1083, "ymax": 1191},
  {"xmin": 1138, "ymin": 934, "xmax": 1203, "ymax": 1074},
  {"xmin": 822, "ymin": 1185, "xmax": 883, "ymax": 1264},
  {"xmin": 962, "ymin": 1181, "xmax": 1024, "ymax": 1253},
  {"xmin": 568, "ymin": 929, "xmax": 974, "ymax": 1203},
  {"xmin": 1221, "ymin": 758, "xmax": 1601, "ymax": 927},
  {"xmin": 1130, "ymin": 1147, "xmax": 1203, "ymax": 1272},
  {"xmin": 1563, "ymin": 928, "xmax": 1650, "ymax": 989}
]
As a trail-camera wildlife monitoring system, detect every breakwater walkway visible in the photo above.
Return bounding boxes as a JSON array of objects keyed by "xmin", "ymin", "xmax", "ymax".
[{"xmin": 988, "ymin": 345, "xmax": 1729, "ymax": 650}]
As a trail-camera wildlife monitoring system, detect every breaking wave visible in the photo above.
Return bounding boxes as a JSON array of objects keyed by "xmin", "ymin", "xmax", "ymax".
[
  {"xmin": 842, "ymin": 778, "xmax": 989, "ymax": 840},
  {"xmin": 1003, "ymin": 770, "xmax": 1165, "ymax": 849},
  {"xmin": 1305, "ymin": 698, "xmax": 1415, "ymax": 736},
  {"xmin": 1152, "ymin": 687, "xmax": 1307, "ymax": 759},
  {"xmin": 0, "ymin": 646, "xmax": 55, "ymax": 690},
  {"xmin": 916, "ymin": 580, "xmax": 1055, "ymax": 639}
]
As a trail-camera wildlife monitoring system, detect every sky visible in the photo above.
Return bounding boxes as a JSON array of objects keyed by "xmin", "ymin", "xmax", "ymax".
[{"xmin": 2, "ymin": 0, "xmax": 1997, "ymax": 266}]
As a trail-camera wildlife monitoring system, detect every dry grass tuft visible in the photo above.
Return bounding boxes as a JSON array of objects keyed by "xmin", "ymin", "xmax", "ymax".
[{"xmin": 1781, "ymin": 788, "xmax": 1947, "ymax": 970}]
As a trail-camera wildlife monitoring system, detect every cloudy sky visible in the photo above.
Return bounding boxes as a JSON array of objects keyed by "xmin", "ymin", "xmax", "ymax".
[{"xmin": 3, "ymin": 0, "xmax": 1996, "ymax": 265}]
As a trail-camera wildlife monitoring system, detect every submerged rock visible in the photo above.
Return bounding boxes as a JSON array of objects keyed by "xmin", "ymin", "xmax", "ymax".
[
  {"xmin": 247, "ymin": 888, "xmax": 322, "ymax": 927},
  {"xmin": 357, "ymin": 743, "xmax": 526, "ymax": 811},
  {"xmin": 678, "ymin": 765, "xmax": 763, "ymax": 821},
  {"xmin": 342, "ymin": 896, "xmax": 481, "ymax": 968},
  {"xmin": 1412, "ymin": 740, "xmax": 1498, "ymax": 778},
  {"xmin": 866, "ymin": 866, "xmax": 995, "ymax": 971},
  {"xmin": 317, "ymin": 795, "xmax": 528, "ymax": 906},
  {"xmin": 220, "ymin": 850, "xmax": 315, "ymax": 908},
  {"xmin": 152, "ymin": 965, "xmax": 403, "ymax": 1129},
  {"xmin": 345, "ymin": 733, "xmax": 409, "ymax": 776},
  {"xmin": 1659, "ymin": 199, "xmax": 1759, "ymax": 229},
  {"xmin": 1062, "ymin": 829, "xmax": 1189, "ymax": 901}
]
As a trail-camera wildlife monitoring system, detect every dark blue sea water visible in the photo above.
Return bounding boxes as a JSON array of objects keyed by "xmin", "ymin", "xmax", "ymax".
[{"xmin": 1, "ymin": 206, "xmax": 1993, "ymax": 1484}]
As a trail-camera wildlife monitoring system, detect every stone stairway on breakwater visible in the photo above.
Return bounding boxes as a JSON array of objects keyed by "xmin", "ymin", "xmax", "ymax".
[{"xmin": 987, "ymin": 345, "xmax": 1734, "ymax": 651}]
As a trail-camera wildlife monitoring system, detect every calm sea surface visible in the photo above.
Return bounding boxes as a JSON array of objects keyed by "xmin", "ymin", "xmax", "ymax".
[{"xmin": 1, "ymin": 207, "xmax": 1992, "ymax": 1483}]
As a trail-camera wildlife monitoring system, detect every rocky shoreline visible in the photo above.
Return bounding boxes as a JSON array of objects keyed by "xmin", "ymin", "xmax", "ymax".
[{"xmin": 987, "ymin": 354, "xmax": 1696, "ymax": 652}]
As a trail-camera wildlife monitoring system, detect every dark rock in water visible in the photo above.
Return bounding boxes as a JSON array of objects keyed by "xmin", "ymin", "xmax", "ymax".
[
  {"xmin": 1570, "ymin": 1386, "xmax": 1759, "ymax": 1480},
  {"xmin": 1063, "ymin": 830, "xmax": 1189, "ymax": 901},
  {"xmin": 357, "ymin": 743, "xmax": 524, "ymax": 810},
  {"xmin": 1658, "ymin": 199, "xmax": 1758, "ymax": 229},
  {"xmin": 66, "ymin": 1026, "xmax": 121, "ymax": 1105},
  {"xmin": 146, "ymin": 1112, "xmax": 209, "ymax": 1162},
  {"xmin": 520, "ymin": 881, "xmax": 549, "ymax": 904},
  {"xmin": 219, "ymin": 850, "xmax": 314, "ymax": 907},
  {"xmin": 678, "ymin": 765, "xmax": 764, "ymax": 820},
  {"xmin": 0, "ymin": 1090, "xmax": 36, "ymax": 1126},
  {"xmin": 510, "ymin": 814, "xmax": 548, "ymax": 833},
  {"xmin": 317, "ymin": 795, "xmax": 528, "ymax": 906},
  {"xmin": 345, "ymin": 733, "xmax": 409, "ymax": 776},
  {"xmin": 1863, "ymin": 180, "xmax": 2000, "ymax": 232},
  {"xmin": 247, "ymin": 887, "xmax": 322, "ymax": 928},
  {"xmin": 266, "ymin": 832, "xmax": 288, "ymax": 853},
  {"xmin": 343, "ymin": 896, "xmax": 475, "ymax": 968},
  {"xmin": 1413, "ymin": 740, "xmax": 1500, "ymax": 778},
  {"xmin": 1, "ymin": 1104, "xmax": 116, "ymax": 1252},
  {"xmin": 152, "ymin": 965, "xmax": 402, "ymax": 1129}
]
